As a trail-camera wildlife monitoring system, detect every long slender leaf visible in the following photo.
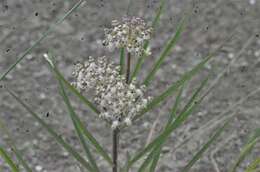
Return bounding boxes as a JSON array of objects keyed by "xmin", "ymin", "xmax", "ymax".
[
  {"xmin": 143, "ymin": 12, "xmax": 190, "ymax": 86},
  {"xmin": 7, "ymin": 89, "xmax": 94, "ymax": 171},
  {"xmin": 137, "ymin": 78, "xmax": 208, "ymax": 171},
  {"xmin": 45, "ymin": 53, "xmax": 113, "ymax": 165},
  {"xmin": 130, "ymin": 0, "xmax": 166, "ymax": 81},
  {"xmin": 245, "ymin": 158, "xmax": 260, "ymax": 172},
  {"xmin": 0, "ymin": 0, "xmax": 84, "ymax": 81},
  {"xmin": 44, "ymin": 53, "xmax": 100, "ymax": 115},
  {"xmin": 143, "ymin": 86, "xmax": 185, "ymax": 172},
  {"xmin": 149, "ymin": 146, "xmax": 162, "ymax": 172},
  {"xmin": 128, "ymin": 88, "xmax": 206, "ymax": 169},
  {"xmin": 0, "ymin": 119, "xmax": 33, "ymax": 172},
  {"xmin": 147, "ymin": 85, "xmax": 185, "ymax": 172},
  {"xmin": 0, "ymin": 146, "xmax": 19, "ymax": 172},
  {"xmin": 181, "ymin": 119, "xmax": 230, "ymax": 172},
  {"xmin": 229, "ymin": 128, "xmax": 260, "ymax": 172},
  {"xmin": 167, "ymin": 84, "xmax": 185, "ymax": 126},
  {"xmin": 134, "ymin": 34, "xmax": 233, "ymax": 122},
  {"xmin": 59, "ymin": 81, "xmax": 100, "ymax": 172},
  {"xmin": 180, "ymin": 77, "xmax": 209, "ymax": 115}
]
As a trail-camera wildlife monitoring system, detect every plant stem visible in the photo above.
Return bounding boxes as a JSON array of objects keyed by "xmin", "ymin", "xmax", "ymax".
[
  {"xmin": 126, "ymin": 52, "xmax": 131, "ymax": 84},
  {"xmin": 112, "ymin": 129, "xmax": 119, "ymax": 172},
  {"xmin": 112, "ymin": 51, "xmax": 131, "ymax": 172}
]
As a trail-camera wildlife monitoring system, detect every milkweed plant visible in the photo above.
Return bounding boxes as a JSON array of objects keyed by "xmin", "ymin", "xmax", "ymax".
[{"xmin": 0, "ymin": 0, "xmax": 259, "ymax": 172}]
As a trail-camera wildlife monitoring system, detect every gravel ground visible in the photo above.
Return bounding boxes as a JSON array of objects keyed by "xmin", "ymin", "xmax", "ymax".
[{"xmin": 0, "ymin": 0, "xmax": 260, "ymax": 171}]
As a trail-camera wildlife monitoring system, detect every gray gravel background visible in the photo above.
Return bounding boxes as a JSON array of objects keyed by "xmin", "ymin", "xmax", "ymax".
[{"xmin": 0, "ymin": 0, "xmax": 260, "ymax": 171}]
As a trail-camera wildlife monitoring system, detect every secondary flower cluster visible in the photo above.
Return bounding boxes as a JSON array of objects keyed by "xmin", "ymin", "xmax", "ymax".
[
  {"xmin": 72, "ymin": 56, "xmax": 151, "ymax": 129},
  {"xmin": 102, "ymin": 16, "xmax": 153, "ymax": 56}
]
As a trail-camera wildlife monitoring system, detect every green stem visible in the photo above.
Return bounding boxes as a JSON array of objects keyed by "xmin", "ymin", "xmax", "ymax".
[{"xmin": 112, "ymin": 129, "xmax": 119, "ymax": 172}]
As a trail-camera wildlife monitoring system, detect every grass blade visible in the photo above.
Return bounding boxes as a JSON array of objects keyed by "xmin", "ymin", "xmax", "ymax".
[
  {"xmin": 129, "ymin": 86, "xmax": 206, "ymax": 169},
  {"xmin": 245, "ymin": 158, "xmax": 260, "ymax": 172},
  {"xmin": 149, "ymin": 146, "xmax": 162, "ymax": 172},
  {"xmin": 59, "ymin": 81, "xmax": 100, "ymax": 172},
  {"xmin": 229, "ymin": 128, "xmax": 260, "ymax": 172},
  {"xmin": 0, "ymin": 146, "xmax": 19, "ymax": 172},
  {"xmin": 0, "ymin": 119, "xmax": 33, "ymax": 172},
  {"xmin": 151, "ymin": 0, "xmax": 167, "ymax": 28},
  {"xmin": 143, "ymin": 12, "xmax": 189, "ymax": 86},
  {"xmin": 136, "ymin": 78, "xmax": 208, "ymax": 171},
  {"xmin": 130, "ymin": 0, "xmax": 166, "ymax": 81},
  {"xmin": 45, "ymin": 53, "xmax": 113, "ymax": 165},
  {"xmin": 142, "ymin": 85, "xmax": 185, "ymax": 172},
  {"xmin": 134, "ymin": 33, "xmax": 233, "ymax": 122},
  {"xmin": 7, "ymin": 89, "xmax": 94, "ymax": 171},
  {"xmin": 181, "ymin": 119, "xmax": 230, "ymax": 172},
  {"xmin": 167, "ymin": 84, "xmax": 185, "ymax": 126},
  {"xmin": 120, "ymin": 48, "xmax": 125, "ymax": 75},
  {"xmin": 0, "ymin": 0, "xmax": 84, "ymax": 81},
  {"xmin": 147, "ymin": 85, "xmax": 185, "ymax": 172},
  {"xmin": 44, "ymin": 53, "xmax": 100, "ymax": 114}
]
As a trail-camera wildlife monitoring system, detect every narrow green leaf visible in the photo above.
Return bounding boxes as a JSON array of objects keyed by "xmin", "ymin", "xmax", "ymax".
[
  {"xmin": 143, "ymin": 12, "xmax": 189, "ymax": 86},
  {"xmin": 181, "ymin": 119, "xmax": 230, "ymax": 172},
  {"xmin": 151, "ymin": 0, "xmax": 167, "ymax": 28},
  {"xmin": 134, "ymin": 34, "xmax": 232, "ymax": 122},
  {"xmin": 7, "ymin": 89, "xmax": 94, "ymax": 171},
  {"xmin": 180, "ymin": 77, "xmax": 209, "ymax": 115},
  {"xmin": 149, "ymin": 146, "xmax": 162, "ymax": 172},
  {"xmin": 229, "ymin": 128, "xmax": 260, "ymax": 172},
  {"xmin": 167, "ymin": 84, "xmax": 185, "ymax": 126},
  {"xmin": 245, "ymin": 158, "xmax": 260, "ymax": 172},
  {"xmin": 129, "ymin": 91, "xmax": 205, "ymax": 169},
  {"xmin": 0, "ymin": 146, "xmax": 19, "ymax": 172},
  {"xmin": 45, "ymin": 53, "xmax": 113, "ymax": 165},
  {"xmin": 136, "ymin": 78, "xmax": 208, "ymax": 171},
  {"xmin": 120, "ymin": 48, "xmax": 125, "ymax": 75},
  {"xmin": 0, "ymin": 119, "xmax": 33, "ymax": 172},
  {"xmin": 59, "ymin": 81, "xmax": 100, "ymax": 172},
  {"xmin": 130, "ymin": 0, "xmax": 166, "ymax": 81},
  {"xmin": 142, "ymin": 86, "xmax": 185, "ymax": 172},
  {"xmin": 0, "ymin": 0, "xmax": 84, "ymax": 81},
  {"xmin": 44, "ymin": 53, "xmax": 100, "ymax": 115}
]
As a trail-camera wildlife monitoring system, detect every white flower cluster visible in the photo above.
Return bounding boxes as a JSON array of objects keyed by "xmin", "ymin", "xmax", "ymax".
[
  {"xmin": 72, "ymin": 56, "xmax": 151, "ymax": 129},
  {"xmin": 102, "ymin": 17, "xmax": 153, "ymax": 56}
]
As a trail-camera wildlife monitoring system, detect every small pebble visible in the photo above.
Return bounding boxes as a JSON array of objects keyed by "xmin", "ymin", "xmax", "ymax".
[
  {"xmin": 249, "ymin": 0, "xmax": 256, "ymax": 5},
  {"xmin": 228, "ymin": 53, "xmax": 234, "ymax": 59},
  {"xmin": 35, "ymin": 165, "xmax": 43, "ymax": 171},
  {"xmin": 254, "ymin": 50, "xmax": 260, "ymax": 57}
]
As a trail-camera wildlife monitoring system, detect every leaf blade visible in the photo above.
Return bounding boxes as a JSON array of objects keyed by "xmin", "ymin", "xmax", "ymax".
[
  {"xmin": 130, "ymin": 0, "xmax": 166, "ymax": 81},
  {"xmin": 0, "ymin": 0, "xmax": 84, "ymax": 81},
  {"xmin": 136, "ymin": 77, "xmax": 208, "ymax": 171},
  {"xmin": 0, "ymin": 146, "xmax": 19, "ymax": 172},
  {"xmin": 59, "ymin": 81, "xmax": 100, "ymax": 172},
  {"xmin": 45, "ymin": 53, "xmax": 112, "ymax": 165},
  {"xmin": 44, "ymin": 53, "xmax": 100, "ymax": 114},
  {"xmin": 228, "ymin": 128, "xmax": 260, "ymax": 172},
  {"xmin": 7, "ymin": 89, "xmax": 94, "ymax": 171},
  {"xmin": 181, "ymin": 119, "xmax": 230, "ymax": 172},
  {"xmin": 0, "ymin": 118, "xmax": 33, "ymax": 172},
  {"xmin": 143, "ymin": 12, "xmax": 189, "ymax": 86}
]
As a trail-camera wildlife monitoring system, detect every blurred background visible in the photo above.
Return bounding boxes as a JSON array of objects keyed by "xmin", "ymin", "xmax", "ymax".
[{"xmin": 0, "ymin": 0, "xmax": 259, "ymax": 171}]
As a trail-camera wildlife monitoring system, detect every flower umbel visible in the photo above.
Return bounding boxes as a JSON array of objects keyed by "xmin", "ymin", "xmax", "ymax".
[
  {"xmin": 102, "ymin": 17, "xmax": 153, "ymax": 56},
  {"xmin": 72, "ymin": 56, "xmax": 151, "ymax": 129}
]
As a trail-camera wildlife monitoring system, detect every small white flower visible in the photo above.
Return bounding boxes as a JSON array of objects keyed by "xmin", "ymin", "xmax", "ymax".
[
  {"xmin": 103, "ymin": 17, "xmax": 153, "ymax": 57},
  {"xmin": 111, "ymin": 120, "xmax": 119, "ymax": 129},
  {"xmin": 124, "ymin": 118, "xmax": 132, "ymax": 126},
  {"xmin": 72, "ymin": 56, "xmax": 151, "ymax": 128}
]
